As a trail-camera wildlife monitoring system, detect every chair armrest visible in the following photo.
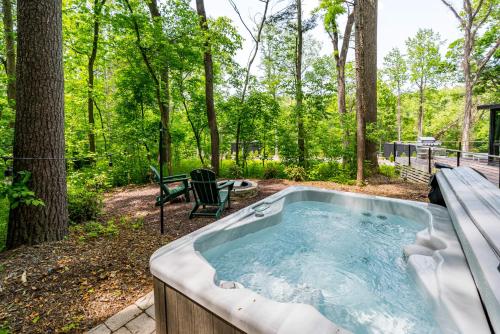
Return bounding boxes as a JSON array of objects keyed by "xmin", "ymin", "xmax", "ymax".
[
  {"xmin": 162, "ymin": 174, "xmax": 188, "ymax": 184},
  {"xmin": 218, "ymin": 181, "xmax": 235, "ymax": 191}
]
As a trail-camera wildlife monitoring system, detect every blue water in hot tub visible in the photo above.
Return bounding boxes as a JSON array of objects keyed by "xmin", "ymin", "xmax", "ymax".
[{"xmin": 201, "ymin": 201, "xmax": 441, "ymax": 334}]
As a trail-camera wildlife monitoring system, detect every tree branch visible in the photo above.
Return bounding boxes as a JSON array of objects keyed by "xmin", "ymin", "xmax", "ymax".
[
  {"xmin": 472, "ymin": 1, "xmax": 494, "ymax": 39},
  {"xmin": 228, "ymin": 0, "xmax": 257, "ymax": 42},
  {"xmin": 471, "ymin": 0, "xmax": 484, "ymax": 20},
  {"xmin": 339, "ymin": 10, "xmax": 355, "ymax": 67},
  {"xmin": 473, "ymin": 38, "xmax": 500, "ymax": 84},
  {"xmin": 440, "ymin": 0, "xmax": 464, "ymax": 25}
]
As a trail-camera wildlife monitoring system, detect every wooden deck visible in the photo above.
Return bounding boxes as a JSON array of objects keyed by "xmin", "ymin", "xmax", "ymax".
[{"xmin": 395, "ymin": 155, "xmax": 500, "ymax": 187}]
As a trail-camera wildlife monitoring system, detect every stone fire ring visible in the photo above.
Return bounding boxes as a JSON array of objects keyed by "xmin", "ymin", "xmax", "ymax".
[{"xmin": 230, "ymin": 180, "xmax": 258, "ymax": 198}]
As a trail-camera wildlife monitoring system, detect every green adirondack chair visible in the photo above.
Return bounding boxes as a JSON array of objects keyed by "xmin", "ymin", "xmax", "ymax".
[
  {"xmin": 189, "ymin": 169, "xmax": 234, "ymax": 219},
  {"xmin": 150, "ymin": 166, "xmax": 190, "ymax": 206}
]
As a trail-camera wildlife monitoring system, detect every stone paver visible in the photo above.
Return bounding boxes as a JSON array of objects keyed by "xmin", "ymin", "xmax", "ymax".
[
  {"xmin": 145, "ymin": 305, "xmax": 155, "ymax": 319},
  {"xmin": 87, "ymin": 323, "xmax": 111, "ymax": 334},
  {"xmin": 87, "ymin": 291, "xmax": 158, "ymax": 334},
  {"xmin": 125, "ymin": 313, "xmax": 156, "ymax": 334},
  {"xmin": 134, "ymin": 290, "xmax": 154, "ymax": 310},
  {"xmin": 104, "ymin": 304, "xmax": 142, "ymax": 331},
  {"xmin": 114, "ymin": 327, "xmax": 132, "ymax": 334}
]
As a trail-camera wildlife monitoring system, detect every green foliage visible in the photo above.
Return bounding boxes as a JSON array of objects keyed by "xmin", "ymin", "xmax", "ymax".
[
  {"xmin": 284, "ymin": 165, "xmax": 307, "ymax": 181},
  {"xmin": 227, "ymin": 163, "xmax": 244, "ymax": 179},
  {"xmin": 0, "ymin": 198, "xmax": 8, "ymax": 252},
  {"xmin": 67, "ymin": 187, "xmax": 103, "ymax": 225},
  {"xmin": 80, "ymin": 220, "xmax": 118, "ymax": 239},
  {"xmin": 263, "ymin": 163, "xmax": 284, "ymax": 179},
  {"xmin": 0, "ymin": 172, "xmax": 44, "ymax": 209},
  {"xmin": 379, "ymin": 165, "xmax": 399, "ymax": 178},
  {"xmin": 308, "ymin": 162, "xmax": 355, "ymax": 184}
]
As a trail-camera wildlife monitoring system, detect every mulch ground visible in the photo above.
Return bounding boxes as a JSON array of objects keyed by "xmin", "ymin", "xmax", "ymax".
[{"xmin": 0, "ymin": 177, "xmax": 429, "ymax": 333}]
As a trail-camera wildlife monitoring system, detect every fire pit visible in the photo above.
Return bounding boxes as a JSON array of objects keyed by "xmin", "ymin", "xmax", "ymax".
[{"xmin": 231, "ymin": 179, "xmax": 258, "ymax": 198}]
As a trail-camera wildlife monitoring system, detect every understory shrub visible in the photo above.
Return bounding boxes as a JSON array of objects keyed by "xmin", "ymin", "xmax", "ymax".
[
  {"xmin": 379, "ymin": 164, "xmax": 399, "ymax": 178},
  {"xmin": 67, "ymin": 187, "xmax": 103, "ymax": 224},
  {"xmin": 227, "ymin": 163, "xmax": 243, "ymax": 179},
  {"xmin": 263, "ymin": 163, "xmax": 283, "ymax": 179},
  {"xmin": 308, "ymin": 161, "xmax": 355, "ymax": 184},
  {"xmin": 284, "ymin": 165, "xmax": 307, "ymax": 181}
]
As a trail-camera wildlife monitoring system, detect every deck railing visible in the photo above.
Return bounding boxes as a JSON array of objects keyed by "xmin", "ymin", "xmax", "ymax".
[{"xmin": 383, "ymin": 142, "xmax": 500, "ymax": 188}]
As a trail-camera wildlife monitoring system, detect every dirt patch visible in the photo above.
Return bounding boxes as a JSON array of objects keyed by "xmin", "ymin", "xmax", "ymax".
[{"xmin": 0, "ymin": 178, "xmax": 428, "ymax": 333}]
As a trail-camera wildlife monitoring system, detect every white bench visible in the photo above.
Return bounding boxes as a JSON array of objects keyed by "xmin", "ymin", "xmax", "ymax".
[{"xmin": 437, "ymin": 167, "xmax": 500, "ymax": 332}]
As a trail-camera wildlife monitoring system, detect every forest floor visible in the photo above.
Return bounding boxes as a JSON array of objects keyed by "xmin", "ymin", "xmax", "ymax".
[{"xmin": 0, "ymin": 176, "xmax": 429, "ymax": 333}]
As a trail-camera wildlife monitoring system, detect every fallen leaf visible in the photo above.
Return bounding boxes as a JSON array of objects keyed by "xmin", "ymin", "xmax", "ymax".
[{"xmin": 21, "ymin": 271, "xmax": 27, "ymax": 284}]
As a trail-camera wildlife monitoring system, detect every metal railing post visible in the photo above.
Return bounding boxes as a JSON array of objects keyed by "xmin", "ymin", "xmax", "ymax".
[
  {"xmin": 457, "ymin": 142, "xmax": 461, "ymax": 167},
  {"xmin": 428, "ymin": 147, "xmax": 432, "ymax": 174},
  {"xmin": 159, "ymin": 122, "xmax": 165, "ymax": 235},
  {"xmin": 408, "ymin": 144, "xmax": 411, "ymax": 166},
  {"xmin": 393, "ymin": 141, "xmax": 397, "ymax": 161}
]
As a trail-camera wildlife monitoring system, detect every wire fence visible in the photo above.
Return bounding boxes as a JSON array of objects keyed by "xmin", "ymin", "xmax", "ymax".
[{"xmin": 382, "ymin": 142, "xmax": 500, "ymax": 188}]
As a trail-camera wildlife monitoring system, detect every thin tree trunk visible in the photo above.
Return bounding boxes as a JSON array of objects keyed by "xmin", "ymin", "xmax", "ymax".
[
  {"xmin": 179, "ymin": 76, "xmax": 205, "ymax": 165},
  {"xmin": 418, "ymin": 84, "xmax": 424, "ymax": 137},
  {"xmin": 330, "ymin": 10, "xmax": 354, "ymax": 163},
  {"xmin": 296, "ymin": 0, "xmax": 305, "ymax": 166},
  {"xmin": 440, "ymin": 0, "xmax": 499, "ymax": 152},
  {"xmin": 196, "ymin": 0, "xmax": 220, "ymax": 175},
  {"xmin": 7, "ymin": 0, "xmax": 68, "ymax": 248},
  {"xmin": 87, "ymin": 0, "xmax": 106, "ymax": 154},
  {"xmin": 2, "ymin": 0, "xmax": 16, "ymax": 115},
  {"xmin": 355, "ymin": 0, "xmax": 378, "ymax": 184},
  {"xmin": 232, "ymin": 0, "xmax": 270, "ymax": 166},
  {"xmin": 124, "ymin": 0, "xmax": 172, "ymax": 174},
  {"xmin": 397, "ymin": 85, "xmax": 401, "ymax": 141},
  {"xmin": 145, "ymin": 0, "xmax": 173, "ymax": 175},
  {"xmin": 461, "ymin": 28, "xmax": 473, "ymax": 152}
]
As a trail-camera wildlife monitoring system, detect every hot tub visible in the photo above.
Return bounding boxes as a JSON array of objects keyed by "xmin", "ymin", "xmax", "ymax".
[{"xmin": 150, "ymin": 187, "xmax": 490, "ymax": 334}]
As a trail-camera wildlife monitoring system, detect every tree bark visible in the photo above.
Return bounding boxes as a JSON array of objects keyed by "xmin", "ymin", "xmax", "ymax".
[
  {"xmin": 196, "ymin": 0, "xmax": 220, "ymax": 175},
  {"xmin": 7, "ymin": 0, "xmax": 68, "ymax": 248},
  {"xmin": 296, "ymin": 0, "xmax": 305, "ymax": 166},
  {"xmin": 2, "ymin": 0, "xmax": 16, "ymax": 115},
  {"xmin": 355, "ymin": 0, "xmax": 378, "ymax": 184}
]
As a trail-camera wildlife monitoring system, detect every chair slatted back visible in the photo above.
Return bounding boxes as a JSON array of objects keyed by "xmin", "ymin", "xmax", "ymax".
[
  {"xmin": 190, "ymin": 169, "xmax": 220, "ymax": 205},
  {"xmin": 150, "ymin": 166, "xmax": 171, "ymax": 196}
]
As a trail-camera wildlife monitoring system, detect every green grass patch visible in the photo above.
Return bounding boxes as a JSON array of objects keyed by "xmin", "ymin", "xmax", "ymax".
[{"xmin": 0, "ymin": 198, "xmax": 8, "ymax": 252}]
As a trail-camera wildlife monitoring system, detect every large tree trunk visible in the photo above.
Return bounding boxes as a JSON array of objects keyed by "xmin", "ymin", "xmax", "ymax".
[
  {"xmin": 7, "ymin": 0, "xmax": 68, "ymax": 249},
  {"xmin": 196, "ymin": 0, "xmax": 220, "ymax": 175},
  {"xmin": 417, "ymin": 84, "xmax": 424, "ymax": 138},
  {"xmin": 361, "ymin": 0, "xmax": 378, "ymax": 170},
  {"xmin": 296, "ymin": 0, "xmax": 305, "ymax": 166},
  {"xmin": 87, "ymin": 0, "xmax": 106, "ymax": 154},
  {"xmin": 355, "ymin": 0, "xmax": 378, "ymax": 184},
  {"xmin": 2, "ymin": 0, "xmax": 16, "ymax": 115}
]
